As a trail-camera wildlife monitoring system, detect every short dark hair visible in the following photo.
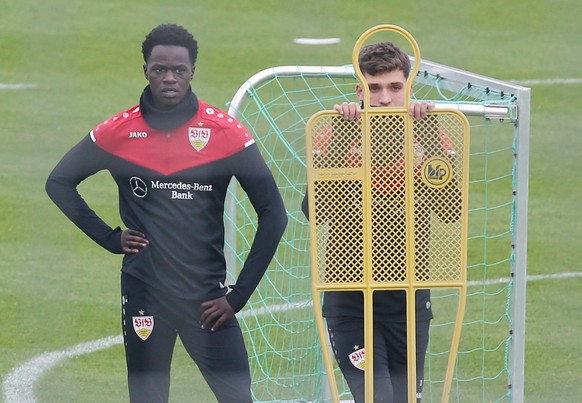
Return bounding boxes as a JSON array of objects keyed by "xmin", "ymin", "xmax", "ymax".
[
  {"xmin": 358, "ymin": 41, "xmax": 411, "ymax": 78},
  {"xmin": 141, "ymin": 24, "xmax": 199, "ymax": 66}
]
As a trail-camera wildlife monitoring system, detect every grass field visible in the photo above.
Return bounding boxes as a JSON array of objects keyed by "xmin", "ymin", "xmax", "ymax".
[{"xmin": 1, "ymin": 0, "xmax": 581, "ymax": 402}]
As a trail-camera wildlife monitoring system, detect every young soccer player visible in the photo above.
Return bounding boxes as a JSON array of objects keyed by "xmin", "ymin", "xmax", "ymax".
[
  {"xmin": 46, "ymin": 23, "xmax": 287, "ymax": 403},
  {"xmin": 302, "ymin": 41, "xmax": 459, "ymax": 403}
]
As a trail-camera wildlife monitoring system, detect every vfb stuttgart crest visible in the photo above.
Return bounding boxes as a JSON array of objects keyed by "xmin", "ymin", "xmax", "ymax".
[
  {"xmin": 133, "ymin": 315, "xmax": 154, "ymax": 341},
  {"xmin": 189, "ymin": 127, "xmax": 211, "ymax": 151},
  {"xmin": 349, "ymin": 347, "xmax": 366, "ymax": 371}
]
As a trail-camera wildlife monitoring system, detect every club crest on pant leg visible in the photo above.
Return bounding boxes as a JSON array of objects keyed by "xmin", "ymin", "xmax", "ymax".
[
  {"xmin": 349, "ymin": 347, "xmax": 366, "ymax": 371},
  {"xmin": 133, "ymin": 315, "xmax": 154, "ymax": 341}
]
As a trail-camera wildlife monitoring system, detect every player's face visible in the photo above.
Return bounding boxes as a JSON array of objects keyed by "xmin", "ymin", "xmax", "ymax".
[
  {"xmin": 356, "ymin": 69, "xmax": 407, "ymax": 107},
  {"xmin": 144, "ymin": 45, "xmax": 194, "ymax": 110}
]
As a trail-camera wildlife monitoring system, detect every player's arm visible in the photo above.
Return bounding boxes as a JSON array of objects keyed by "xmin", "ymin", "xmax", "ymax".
[
  {"xmin": 200, "ymin": 144, "xmax": 287, "ymax": 331},
  {"xmin": 221, "ymin": 144, "xmax": 288, "ymax": 314},
  {"xmin": 46, "ymin": 135, "xmax": 126, "ymax": 254},
  {"xmin": 301, "ymin": 190, "xmax": 310, "ymax": 220}
]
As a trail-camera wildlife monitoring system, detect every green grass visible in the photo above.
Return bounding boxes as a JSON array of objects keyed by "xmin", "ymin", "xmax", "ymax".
[{"xmin": 1, "ymin": 0, "xmax": 581, "ymax": 402}]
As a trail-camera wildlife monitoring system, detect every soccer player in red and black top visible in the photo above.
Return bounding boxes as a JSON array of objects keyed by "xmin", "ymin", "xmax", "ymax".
[
  {"xmin": 302, "ymin": 42, "xmax": 459, "ymax": 403},
  {"xmin": 46, "ymin": 24, "xmax": 287, "ymax": 403}
]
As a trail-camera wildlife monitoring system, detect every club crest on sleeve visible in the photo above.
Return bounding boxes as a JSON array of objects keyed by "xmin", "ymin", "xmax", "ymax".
[
  {"xmin": 189, "ymin": 127, "xmax": 211, "ymax": 151},
  {"xmin": 133, "ymin": 315, "xmax": 154, "ymax": 341},
  {"xmin": 349, "ymin": 347, "xmax": 366, "ymax": 371}
]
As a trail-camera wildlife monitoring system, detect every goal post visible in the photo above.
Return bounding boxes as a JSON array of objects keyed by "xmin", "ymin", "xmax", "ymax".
[{"xmin": 225, "ymin": 53, "xmax": 530, "ymax": 402}]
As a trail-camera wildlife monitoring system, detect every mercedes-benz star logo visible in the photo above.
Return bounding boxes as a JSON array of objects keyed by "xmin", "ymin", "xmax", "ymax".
[{"xmin": 130, "ymin": 176, "xmax": 147, "ymax": 198}]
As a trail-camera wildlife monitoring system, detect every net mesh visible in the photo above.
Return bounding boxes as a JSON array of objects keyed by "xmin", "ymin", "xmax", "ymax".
[{"xmin": 224, "ymin": 65, "xmax": 519, "ymax": 402}]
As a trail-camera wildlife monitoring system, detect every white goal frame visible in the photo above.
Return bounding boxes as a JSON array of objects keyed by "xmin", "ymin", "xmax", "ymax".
[{"xmin": 226, "ymin": 59, "xmax": 530, "ymax": 403}]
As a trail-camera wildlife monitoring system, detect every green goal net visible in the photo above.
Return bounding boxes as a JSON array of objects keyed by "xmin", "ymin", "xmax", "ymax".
[{"xmin": 224, "ymin": 60, "xmax": 530, "ymax": 403}]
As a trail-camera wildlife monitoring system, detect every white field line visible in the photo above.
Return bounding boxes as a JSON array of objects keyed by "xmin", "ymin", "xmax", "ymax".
[
  {"xmin": 0, "ymin": 83, "xmax": 38, "ymax": 89},
  {"xmin": 3, "ymin": 335, "xmax": 122, "ymax": 403},
  {"xmin": 4, "ymin": 271, "xmax": 582, "ymax": 403},
  {"xmin": 293, "ymin": 38, "xmax": 341, "ymax": 45}
]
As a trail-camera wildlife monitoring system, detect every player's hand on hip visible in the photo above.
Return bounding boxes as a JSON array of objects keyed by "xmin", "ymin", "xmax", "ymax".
[
  {"xmin": 409, "ymin": 101, "xmax": 435, "ymax": 120},
  {"xmin": 121, "ymin": 229, "xmax": 149, "ymax": 254},
  {"xmin": 200, "ymin": 296, "xmax": 235, "ymax": 332},
  {"xmin": 334, "ymin": 102, "xmax": 362, "ymax": 121}
]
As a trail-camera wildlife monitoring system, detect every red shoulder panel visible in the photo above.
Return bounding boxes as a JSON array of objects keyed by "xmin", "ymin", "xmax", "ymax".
[{"xmin": 90, "ymin": 102, "xmax": 255, "ymax": 176}]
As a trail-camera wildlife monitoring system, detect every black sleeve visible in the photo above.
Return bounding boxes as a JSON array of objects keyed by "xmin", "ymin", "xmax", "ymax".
[
  {"xmin": 301, "ymin": 188, "xmax": 310, "ymax": 221},
  {"xmin": 45, "ymin": 135, "xmax": 123, "ymax": 254},
  {"xmin": 224, "ymin": 144, "xmax": 288, "ymax": 312}
]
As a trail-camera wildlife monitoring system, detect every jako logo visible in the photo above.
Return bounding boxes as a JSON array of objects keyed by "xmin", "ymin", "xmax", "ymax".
[{"xmin": 129, "ymin": 131, "xmax": 148, "ymax": 138}]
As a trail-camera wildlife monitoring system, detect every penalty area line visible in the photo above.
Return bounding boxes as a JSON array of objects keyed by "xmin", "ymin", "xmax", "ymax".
[{"xmin": 3, "ymin": 271, "xmax": 582, "ymax": 403}]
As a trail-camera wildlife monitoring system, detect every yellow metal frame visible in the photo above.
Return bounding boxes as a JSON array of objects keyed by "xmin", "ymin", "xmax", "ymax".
[{"xmin": 307, "ymin": 24, "xmax": 470, "ymax": 402}]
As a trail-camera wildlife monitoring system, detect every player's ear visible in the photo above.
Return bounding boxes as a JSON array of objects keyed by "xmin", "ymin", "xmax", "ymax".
[
  {"xmin": 356, "ymin": 83, "xmax": 364, "ymax": 101},
  {"xmin": 143, "ymin": 64, "xmax": 148, "ymax": 80}
]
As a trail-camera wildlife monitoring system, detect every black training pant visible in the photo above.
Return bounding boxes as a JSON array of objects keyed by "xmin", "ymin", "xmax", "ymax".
[
  {"xmin": 326, "ymin": 316, "xmax": 430, "ymax": 403},
  {"xmin": 121, "ymin": 273, "xmax": 252, "ymax": 403}
]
